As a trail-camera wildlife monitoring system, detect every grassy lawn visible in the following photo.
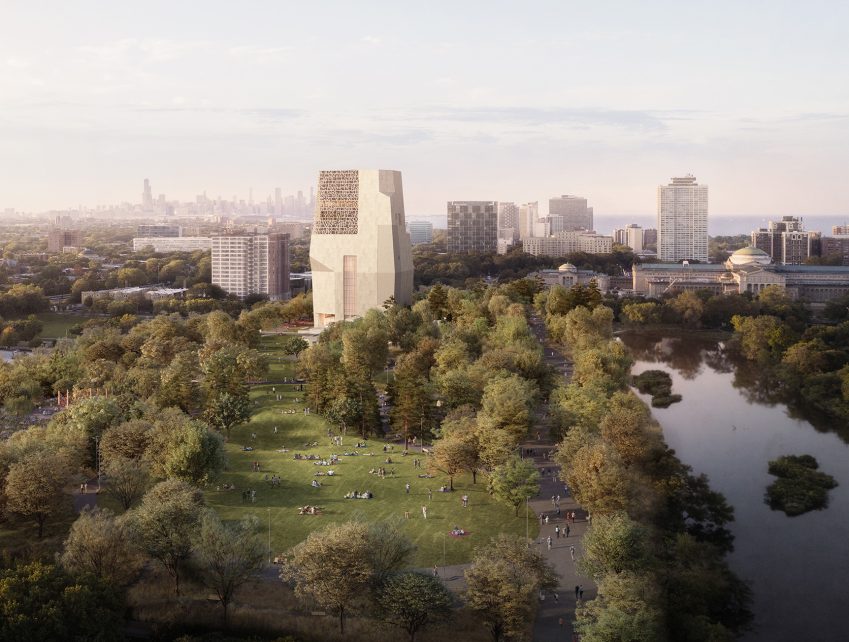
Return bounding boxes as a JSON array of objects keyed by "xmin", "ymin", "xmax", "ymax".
[
  {"xmin": 35, "ymin": 312, "xmax": 85, "ymax": 338},
  {"xmin": 207, "ymin": 336, "xmax": 537, "ymax": 567}
]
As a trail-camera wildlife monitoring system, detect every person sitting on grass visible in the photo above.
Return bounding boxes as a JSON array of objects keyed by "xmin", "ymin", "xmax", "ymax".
[{"xmin": 311, "ymin": 480, "xmax": 321, "ymax": 488}]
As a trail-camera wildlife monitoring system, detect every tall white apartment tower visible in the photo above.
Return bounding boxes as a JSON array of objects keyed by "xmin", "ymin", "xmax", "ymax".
[
  {"xmin": 211, "ymin": 233, "xmax": 290, "ymax": 300},
  {"xmin": 657, "ymin": 175, "xmax": 708, "ymax": 262},
  {"xmin": 309, "ymin": 170, "xmax": 413, "ymax": 328}
]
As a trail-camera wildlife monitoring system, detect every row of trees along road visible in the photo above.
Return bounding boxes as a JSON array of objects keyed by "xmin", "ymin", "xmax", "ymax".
[{"xmin": 541, "ymin": 296, "xmax": 753, "ymax": 641}]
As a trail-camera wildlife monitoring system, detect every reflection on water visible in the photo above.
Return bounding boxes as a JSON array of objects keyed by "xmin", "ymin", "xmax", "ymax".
[{"xmin": 620, "ymin": 329, "xmax": 849, "ymax": 642}]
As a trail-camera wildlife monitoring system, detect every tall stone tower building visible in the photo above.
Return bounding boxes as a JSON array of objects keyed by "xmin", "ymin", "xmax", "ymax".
[
  {"xmin": 657, "ymin": 175, "xmax": 708, "ymax": 262},
  {"xmin": 309, "ymin": 170, "xmax": 413, "ymax": 328}
]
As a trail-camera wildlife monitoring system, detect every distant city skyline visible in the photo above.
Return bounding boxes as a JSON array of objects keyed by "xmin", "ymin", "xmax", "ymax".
[{"xmin": 2, "ymin": 2, "xmax": 849, "ymax": 217}]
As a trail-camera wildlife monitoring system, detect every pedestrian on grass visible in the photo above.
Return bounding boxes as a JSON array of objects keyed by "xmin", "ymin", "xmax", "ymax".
[
  {"xmin": 422, "ymin": 505, "xmax": 427, "ymax": 519},
  {"xmin": 405, "ymin": 482, "xmax": 410, "ymax": 494}
]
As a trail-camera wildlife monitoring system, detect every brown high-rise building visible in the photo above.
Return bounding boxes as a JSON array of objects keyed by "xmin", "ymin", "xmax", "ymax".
[
  {"xmin": 821, "ymin": 237, "xmax": 849, "ymax": 265},
  {"xmin": 751, "ymin": 216, "xmax": 815, "ymax": 265},
  {"xmin": 47, "ymin": 229, "xmax": 83, "ymax": 252}
]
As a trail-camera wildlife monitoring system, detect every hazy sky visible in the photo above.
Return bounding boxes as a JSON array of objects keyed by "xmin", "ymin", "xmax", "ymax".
[{"xmin": 2, "ymin": 1, "xmax": 848, "ymax": 217}]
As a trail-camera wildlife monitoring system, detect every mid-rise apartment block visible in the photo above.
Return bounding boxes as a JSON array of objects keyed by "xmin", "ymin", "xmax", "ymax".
[
  {"xmin": 497, "ymin": 202, "xmax": 520, "ymax": 241},
  {"xmin": 522, "ymin": 231, "xmax": 613, "ymax": 257},
  {"xmin": 47, "ymin": 229, "xmax": 83, "ymax": 253},
  {"xmin": 549, "ymin": 195, "xmax": 593, "ymax": 232},
  {"xmin": 133, "ymin": 237, "xmax": 212, "ymax": 253},
  {"xmin": 407, "ymin": 221, "xmax": 434, "ymax": 245},
  {"xmin": 657, "ymin": 175, "xmax": 708, "ymax": 262},
  {"xmin": 211, "ymin": 233, "xmax": 290, "ymax": 300},
  {"xmin": 613, "ymin": 224, "xmax": 644, "ymax": 252},
  {"xmin": 751, "ymin": 216, "xmax": 816, "ymax": 265},
  {"xmin": 310, "ymin": 170, "xmax": 413, "ymax": 327},
  {"xmin": 447, "ymin": 201, "xmax": 497, "ymax": 253},
  {"xmin": 137, "ymin": 224, "xmax": 181, "ymax": 238}
]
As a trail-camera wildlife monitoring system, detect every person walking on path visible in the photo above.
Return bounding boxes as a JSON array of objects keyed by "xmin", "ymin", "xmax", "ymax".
[
  {"xmin": 547, "ymin": 536, "xmax": 552, "ymax": 550},
  {"xmin": 579, "ymin": 586, "xmax": 584, "ymax": 601},
  {"xmin": 555, "ymin": 525, "xmax": 560, "ymax": 539},
  {"xmin": 432, "ymin": 565, "xmax": 438, "ymax": 577},
  {"xmin": 575, "ymin": 585, "xmax": 580, "ymax": 600},
  {"xmin": 566, "ymin": 524, "xmax": 571, "ymax": 538},
  {"xmin": 570, "ymin": 545, "xmax": 576, "ymax": 561}
]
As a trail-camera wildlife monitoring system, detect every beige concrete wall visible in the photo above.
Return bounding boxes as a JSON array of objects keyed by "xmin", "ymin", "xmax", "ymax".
[{"xmin": 310, "ymin": 170, "xmax": 413, "ymax": 327}]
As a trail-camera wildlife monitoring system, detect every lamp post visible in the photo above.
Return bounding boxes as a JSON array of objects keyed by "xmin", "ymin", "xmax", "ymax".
[
  {"xmin": 94, "ymin": 436, "xmax": 101, "ymax": 492},
  {"xmin": 443, "ymin": 532, "xmax": 446, "ymax": 568}
]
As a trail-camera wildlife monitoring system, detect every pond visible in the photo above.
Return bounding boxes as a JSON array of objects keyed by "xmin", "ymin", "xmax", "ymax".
[{"xmin": 619, "ymin": 330, "xmax": 849, "ymax": 642}]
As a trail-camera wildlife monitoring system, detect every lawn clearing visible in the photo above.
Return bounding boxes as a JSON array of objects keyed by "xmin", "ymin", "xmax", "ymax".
[
  {"xmin": 35, "ymin": 312, "xmax": 85, "ymax": 338},
  {"xmin": 206, "ymin": 336, "xmax": 537, "ymax": 567}
]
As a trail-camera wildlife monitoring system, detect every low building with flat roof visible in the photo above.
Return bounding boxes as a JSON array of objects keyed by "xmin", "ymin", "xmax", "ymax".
[{"xmin": 633, "ymin": 246, "xmax": 849, "ymax": 302}]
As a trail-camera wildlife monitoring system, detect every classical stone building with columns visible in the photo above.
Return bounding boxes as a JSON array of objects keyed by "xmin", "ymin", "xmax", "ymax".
[{"xmin": 633, "ymin": 246, "xmax": 849, "ymax": 302}]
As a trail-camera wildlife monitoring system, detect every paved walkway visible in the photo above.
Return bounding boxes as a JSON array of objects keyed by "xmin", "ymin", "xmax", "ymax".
[
  {"xmin": 526, "ymin": 314, "xmax": 595, "ymax": 642},
  {"xmin": 72, "ymin": 476, "xmax": 99, "ymax": 513},
  {"xmin": 424, "ymin": 316, "xmax": 595, "ymax": 641}
]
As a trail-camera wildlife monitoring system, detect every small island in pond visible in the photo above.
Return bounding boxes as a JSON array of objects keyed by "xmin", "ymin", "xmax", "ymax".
[
  {"xmin": 633, "ymin": 369, "xmax": 682, "ymax": 408},
  {"xmin": 765, "ymin": 455, "xmax": 838, "ymax": 516}
]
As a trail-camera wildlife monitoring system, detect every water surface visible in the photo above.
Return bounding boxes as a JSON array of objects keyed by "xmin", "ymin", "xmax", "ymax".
[{"xmin": 620, "ymin": 330, "xmax": 849, "ymax": 642}]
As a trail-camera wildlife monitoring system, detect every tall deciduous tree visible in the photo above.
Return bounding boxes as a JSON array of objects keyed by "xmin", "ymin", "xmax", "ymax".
[
  {"xmin": 104, "ymin": 456, "xmax": 150, "ymax": 510},
  {"xmin": 60, "ymin": 507, "xmax": 142, "ymax": 587},
  {"xmin": 429, "ymin": 434, "xmax": 477, "ymax": 491},
  {"xmin": 465, "ymin": 535, "xmax": 557, "ymax": 642},
  {"xmin": 4, "ymin": 452, "xmax": 70, "ymax": 537},
  {"xmin": 377, "ymin": 572, "xmax": 453, "ymax": 641},
  {"xmin": 193, "ymin": 511, "xmax": 265, "ymax": 627},
  {"xmin": 203, "ymin": 391, "xmax": 252, "ymax": 437},
  {"xmin": 282, "ymin": 521, "xmax": 375, "ymax": 634},
  {"xmin": 129, "ymin": 479, "xmax": 205, "ymax": 595},
  {"xmin": 579, "ymin": 512, "xmax": 650, "ymax": 579},
  {"xmin": 488, "ymin": 456, "xmax": 540, "ymax": 516}
]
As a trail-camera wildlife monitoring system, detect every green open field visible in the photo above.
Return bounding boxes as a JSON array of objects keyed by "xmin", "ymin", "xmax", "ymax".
[
  {"xmin": 35, "ymin": 312, "xmax": 85, "ymax": 338},
  {"xmin": 207, "ymin": 335, "xmax": 537, "ymax": 566}
]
